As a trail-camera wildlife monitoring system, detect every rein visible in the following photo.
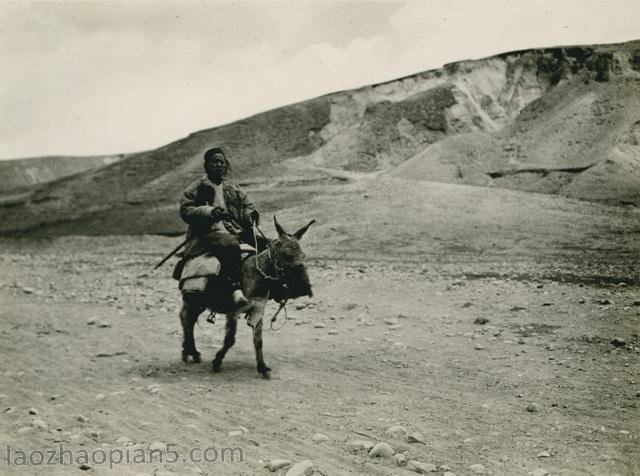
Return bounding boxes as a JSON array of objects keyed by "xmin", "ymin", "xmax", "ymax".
[{"xmin": 253, "ymin": 225, "xmax": 289, "ymax": 330}]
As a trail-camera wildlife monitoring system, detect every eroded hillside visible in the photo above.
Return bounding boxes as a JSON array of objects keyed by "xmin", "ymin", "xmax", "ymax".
[{"xmin": 1, "ymin": 40, "xmax": 639, "ymax": 236}]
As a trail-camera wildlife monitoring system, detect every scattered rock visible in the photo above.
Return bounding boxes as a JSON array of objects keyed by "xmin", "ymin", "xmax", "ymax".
[
  {"xmin": 473, "ymin": 344, "xmax": 485, "ymax": 350},
  {"xmin": 28, "ymin": 407, "xmax": 39, "ymax": 415},
  {"xmin": 474, "ymin": 317, "xmax": 489, "ymax": 325},
  {"xmin": 311, "ymin": 433, "xmax": 329, "ymax": 443},
  {"xmin": 597, "ymin": 299, "xmax": 611, "ymax": 305},
  {"xmin": 349, "ymin": 440, "xmax": 374, "ymax": 451},
  {"xmin": 116, "ymin": 436, "xmax": 133, "ymax": 444},
  {"xmin": 285, "ymin": 460, "xmax": 315, "ymax": 476},
  {"xmin": 632, "ymin": 300, "xmax": 640, "ymax": 307},
  {"xmin": 468, "ymin": 463, "xmax": 487, "ymax": 474},
  {"xmin": 313, "ymin": 323, "xmax": 326, "ymax": 329},
  {"xmin": 532, "ymin": 469, "xmax": 549, "ymax": 476},
  {"xmin": 328, "ymin": 330, "xmax": 339, "ymax": 335},
  {"xmin": 77, "ymin": 415, "xmax": 89, "ymax": 423},
  {"xmin": 407, "ymin": 432, "xmax": 426, "ymax": 444},
  {"xmin": 393, "ymin": 452, "xmax": 408, "ymax": 466},
  {"xmin": 510, "ymin": 306, "xmax": 526, "ymax": 312},
  {"xmin": 148, "ymin": 442, "xmax": 165, "ymax": 451},
  {"xmin": 537, "ymin": 450, "xmax": 551, "ymax": 458},
  {"xmin": 407, "ymin": 460, "xmax": 437, "ymax": 473},
  {"xmin": 79, "ymin": 464, "xmax": 91, "ymax": 471},
  {"xmin": 266, "ymin": 459, "xmax": 292, "ymax": 472},
  {"xmin": 385, "ymin": 425, "xmax": 408, "ymax": 437},
  {"xmin": 32, "ymin": 419, "xmax": 48, "ymax": 430},
  {"xmin": 611, "ymin": 337, "xmax": 626, "ymax": 347},
  {"xmin": 526, "ymin": 403, "xmax": 540, "ymax": 413},
  {"xmin": 228, "ymin": 430, "xmax": 243, "ymax": 437},
  {"xmin": 369, "ymin": 442, "xmax": 394, "ymax": 458},
  {"xmin": 86, "ymin": 319, "xmax": 96, "ymax": 326},
  {"xmin": 96, "ymin": 394, "xmax": 106, "ymax": 401},
  {"xmin": 384, "ymin": 318, "xmax": 399, "ymax": 326}
]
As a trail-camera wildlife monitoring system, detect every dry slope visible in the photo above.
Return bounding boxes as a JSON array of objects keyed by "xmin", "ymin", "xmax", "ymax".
[{"xmin": 1, "ymin": 40, "xmax": 639, "ymax": 236}]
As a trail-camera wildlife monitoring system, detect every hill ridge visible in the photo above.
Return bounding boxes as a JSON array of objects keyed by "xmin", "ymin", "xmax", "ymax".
[{"xmin": 1, "ymin": 39, "xmax": 639, "ymax": 236}]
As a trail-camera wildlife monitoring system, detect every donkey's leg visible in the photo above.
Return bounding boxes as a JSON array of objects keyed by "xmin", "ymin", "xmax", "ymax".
[
  {"xmin": 248, "ymin": 302, "xmax": 270, "ymax": 378},
  {"xmin": 212, "ymin": 314, "xmax": 238, "ymax": 373},
  {"xmin": 180, "ymin": 293, "xmax": 205, "ymax": 363}
]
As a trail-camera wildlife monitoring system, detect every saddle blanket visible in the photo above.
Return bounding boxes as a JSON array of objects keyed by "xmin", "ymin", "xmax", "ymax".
[
  {"xmin": 180, "ymin": 253, "xmax": 221, "ymax": 293},
  {"xmin": 179, "ymin": 244, "xmax": 256, "ymax": 294}
]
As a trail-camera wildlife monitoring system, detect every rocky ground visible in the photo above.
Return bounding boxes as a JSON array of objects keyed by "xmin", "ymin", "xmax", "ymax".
[{"xmin": 0, "ymin": 235, "xmax": 638, "ymax": 475}]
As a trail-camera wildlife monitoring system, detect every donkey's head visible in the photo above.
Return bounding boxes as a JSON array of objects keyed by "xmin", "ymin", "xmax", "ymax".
[{"xmin": 269, "ymin": 216, "xmax": 315, "ymax": 299}]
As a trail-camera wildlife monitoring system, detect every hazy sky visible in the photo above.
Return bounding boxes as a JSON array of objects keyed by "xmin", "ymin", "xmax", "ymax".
[{"xmin": 1, "ymin": 0, "xmax": 639, "ymax": 159}]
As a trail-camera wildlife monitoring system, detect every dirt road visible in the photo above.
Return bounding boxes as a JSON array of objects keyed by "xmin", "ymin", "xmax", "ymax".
[{"xmin": 0, "ymin": 237, "xmax": 638, "ymax": 475}]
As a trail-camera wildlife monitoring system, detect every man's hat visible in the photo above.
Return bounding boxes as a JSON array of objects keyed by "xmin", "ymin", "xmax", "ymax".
[{"xmin": 203, "ymin": 147, "xmax": 226, "ymax": 161}]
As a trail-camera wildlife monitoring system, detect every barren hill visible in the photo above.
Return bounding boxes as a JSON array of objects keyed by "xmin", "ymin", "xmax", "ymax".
[
  {"xmin": 0, "ymin": 154, "xmax": 126, "ymax": 193},
  {"xmin": 1, "ymin": 39, "xmax": 639, "ymax": 236}
]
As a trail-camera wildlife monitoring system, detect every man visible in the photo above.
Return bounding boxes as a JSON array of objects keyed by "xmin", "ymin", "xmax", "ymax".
[{"xmin": 179, "ymin": 147, "xmax": 260, "ymax": 306}]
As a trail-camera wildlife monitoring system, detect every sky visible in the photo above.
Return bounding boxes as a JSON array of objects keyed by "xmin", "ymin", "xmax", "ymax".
[{"xmin": 1, "ymin": 0, "xmax": 639, "ymax": 160}]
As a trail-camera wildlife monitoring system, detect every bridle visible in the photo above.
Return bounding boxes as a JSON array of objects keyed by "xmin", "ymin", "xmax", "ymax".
[
  {"xmin": 252, "ymin": 225, "xmax": 304, "ymax": 282},
  {"xmin": 252, "ymin": 224, "xmax": 306, "ymax": 330}
]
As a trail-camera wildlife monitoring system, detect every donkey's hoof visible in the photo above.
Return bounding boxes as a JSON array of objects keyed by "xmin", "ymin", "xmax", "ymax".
[
  {"xmin": 257, "ymin": 364, "xmax": 271, "ymax": 378},
  {"xmin": 212, "ymin": 359, "xmax": 222, "ymax": 373}
]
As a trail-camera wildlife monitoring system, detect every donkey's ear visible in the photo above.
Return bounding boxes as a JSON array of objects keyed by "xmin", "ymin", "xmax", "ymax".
[
  {"xmin": 293, "ymin": 219, "xmax": 316, "ymax": 240},
  {"xmin": 273, "ymin": 215, "xmax": 287, "ymax": 237}
]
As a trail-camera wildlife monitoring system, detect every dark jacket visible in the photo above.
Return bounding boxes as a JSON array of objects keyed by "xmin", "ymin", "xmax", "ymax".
[{"xmin": 179, "ymin": 176, "xmax": 258, "ymax": 259}]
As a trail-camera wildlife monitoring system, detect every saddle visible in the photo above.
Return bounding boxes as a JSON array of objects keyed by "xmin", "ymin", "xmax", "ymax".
[{"xmin": 177, "ymin": 244, "xmax": 257, "ymax": 294}]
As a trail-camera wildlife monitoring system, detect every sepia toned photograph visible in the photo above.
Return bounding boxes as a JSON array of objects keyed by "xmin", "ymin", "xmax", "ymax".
[{"xmin": 0, "ymin": 1, "xmax": 638, "ymax": 474}]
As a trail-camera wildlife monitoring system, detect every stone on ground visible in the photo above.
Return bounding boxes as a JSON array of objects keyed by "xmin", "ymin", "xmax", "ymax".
[
  {"xmin": 311, "ymin": 433, "xmax": 330, "ymax": 443},
  {"xmin": 385, "ymin": 425, "xmax": 408, "ymax": 437},
  {"xmin": 407, "ymin": 460, "xmax": 438, "ymax": 473},
  {"xmin": 369, "ymin": 442, "xmax": 394, "ymax": 458},
  {"xmin": 285, "ymin": 460, "xmax": 315, "ymax": 476},
  {"xmin": 266, "ymin": 459, "xmax": 292, "ymax": 472},
  {"xmin": 468, "ymin": 463, "xmax": 487, "ymax": 474}
]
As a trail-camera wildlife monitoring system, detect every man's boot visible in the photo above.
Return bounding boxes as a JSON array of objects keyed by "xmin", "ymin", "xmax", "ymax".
[{"xmin": 232, "ymin": 288, "xmax": 249, "ymax": 307}]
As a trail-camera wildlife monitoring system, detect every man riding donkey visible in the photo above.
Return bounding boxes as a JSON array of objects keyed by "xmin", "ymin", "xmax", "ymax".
[
  {"xmin": 171, "ymin": 146, "xmax": 315, "ymax": 374},
  {"xmin": 170, "ymin": 146, "xmax": 314, "ymax": 373},
  {"xmin": 176, "ymin": 147, "xmax": 262, "ymax": 309}
]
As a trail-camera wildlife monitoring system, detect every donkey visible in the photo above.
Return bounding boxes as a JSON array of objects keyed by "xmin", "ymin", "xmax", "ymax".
[{"xmin": 179, "ymin": 217, "xmax": 314, "ymax": 378}]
